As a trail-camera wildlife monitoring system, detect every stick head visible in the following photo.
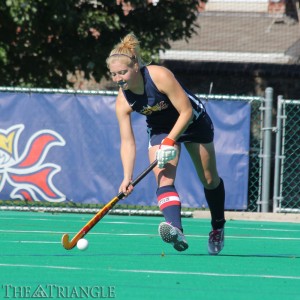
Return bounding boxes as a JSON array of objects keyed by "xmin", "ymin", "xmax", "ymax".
[
  {"xmin": 61, "ymin": 234, "xmax": 75, "ymax": 250},
  {"xmin": 62, "ymin": 232, "xmax": 85, "ymax": 250}
]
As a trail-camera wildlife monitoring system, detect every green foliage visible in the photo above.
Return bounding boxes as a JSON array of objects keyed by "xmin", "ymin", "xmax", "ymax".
[{"xmin": 0, "ymin": 0, "xmax": 198, "ymax": 88}]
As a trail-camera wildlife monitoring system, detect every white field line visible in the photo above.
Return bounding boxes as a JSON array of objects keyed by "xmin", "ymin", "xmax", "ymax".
[
  {"xmin": 8, "ymin": 240, "xmax": 61, "ymax": 244},
  {"xmin": 1, "ymin": 229, "xmax": 300, "ymax": 241},
  {"xmin": 0, "ymin": 217, "xmax": 159, "ymax": 226},
  {"xmin": 226, "ymin": 226, "xmax": 300, "ymax": 233},
  {"xmin": 0, "ymin": 217, "xmax": 51, "ymax": 221},
  {"xmin": 0, "ymin": 229, "xmax": 152, "ymax": 236},
  {"xmin": 1, "ymin": 216, "xmax": 300, "ymax": 233},
  {"xmin": 0, "ymin": 263, "xmax": 88, "ymax": 270},
  {"xmin": 113, "ymin": 269, "xmax": 300, "ymax": 280}
]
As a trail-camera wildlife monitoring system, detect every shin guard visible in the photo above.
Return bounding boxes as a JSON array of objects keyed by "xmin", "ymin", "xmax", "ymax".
[{"xmin": 156, "ymin": 185, "xmax": 182, "ymax": 231}]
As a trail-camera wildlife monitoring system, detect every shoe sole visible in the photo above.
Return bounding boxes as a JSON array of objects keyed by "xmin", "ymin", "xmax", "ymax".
[
  {"xmin": 208, "ymin": 230, "xmax": 224, "ymax": 255},
  {"xmin": 159, "ymin": 223, "xmax": 188, "ymax": 252},
  {"xmin": 208, "ymin": 242, "xmax": 224, "ymax": 255}
]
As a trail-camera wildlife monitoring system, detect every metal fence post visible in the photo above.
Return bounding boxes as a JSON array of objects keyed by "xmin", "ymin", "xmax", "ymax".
[
  {"xmin": 273, "ymin": 96, "xmax": 283, "ymax": 212},
  {"xmin": 260, "ymin": 87, "xmax": 273, "ymax": 212}
]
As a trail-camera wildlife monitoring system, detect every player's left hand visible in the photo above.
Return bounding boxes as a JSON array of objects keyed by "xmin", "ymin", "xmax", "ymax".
[{"xmin": 156, "ymin": 138, "xmax": 177, "ymax": 169}]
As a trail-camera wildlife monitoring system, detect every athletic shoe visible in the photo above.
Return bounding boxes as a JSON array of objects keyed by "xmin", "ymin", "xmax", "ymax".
[
  {"xmin": 158, "ymin": 222, "xmax": 188, "ymax": 252},
  {"xmin": 208, "ymin": 228, "xmax": 224, "ymax": 255}
]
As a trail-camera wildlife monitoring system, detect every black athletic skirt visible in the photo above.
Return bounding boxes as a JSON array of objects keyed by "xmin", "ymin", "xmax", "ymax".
[{"xmin": 148, "ymin": 112, "xmax": 214, "ymax": 146}]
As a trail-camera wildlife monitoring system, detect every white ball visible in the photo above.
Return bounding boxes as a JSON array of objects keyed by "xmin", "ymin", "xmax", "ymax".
[{"xmin": 77, "ymin": 238, "xmax": 88, "ymax": 251}]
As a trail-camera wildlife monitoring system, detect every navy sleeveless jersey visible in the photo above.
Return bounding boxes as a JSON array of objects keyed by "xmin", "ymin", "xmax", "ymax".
[{"xmin": 122, "ymin": 66, "xmax": 205, "ymax": 134}]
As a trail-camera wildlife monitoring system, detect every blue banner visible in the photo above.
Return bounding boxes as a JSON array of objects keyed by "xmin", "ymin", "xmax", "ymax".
[{"xmin": 0, "ymin": 92, "xmax": 250, "ymax": 209}]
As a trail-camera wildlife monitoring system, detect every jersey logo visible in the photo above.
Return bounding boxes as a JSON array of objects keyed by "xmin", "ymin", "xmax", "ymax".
[
  {"xmin": 140, "ymin": 101, "xmax": 169, "ymax": 115},
  {"xmin": 0, "ymin": 124, "xmax": 66, "ymax": 202}
]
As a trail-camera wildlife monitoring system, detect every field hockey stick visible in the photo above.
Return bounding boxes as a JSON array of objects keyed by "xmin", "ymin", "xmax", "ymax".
[{"xmin": 61, "ymin": 159, "xmax": 158, "ymax": 250}]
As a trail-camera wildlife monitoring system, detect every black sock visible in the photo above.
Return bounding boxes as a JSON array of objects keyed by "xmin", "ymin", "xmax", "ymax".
[{"xmin": 204, "ymin": 178, "xmax": 226, "ymax": 230}]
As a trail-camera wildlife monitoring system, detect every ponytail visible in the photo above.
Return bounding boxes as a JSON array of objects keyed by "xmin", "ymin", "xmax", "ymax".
[{"xmin": 106, "ymin": 33, "xmax": 147, "ymax": 68}]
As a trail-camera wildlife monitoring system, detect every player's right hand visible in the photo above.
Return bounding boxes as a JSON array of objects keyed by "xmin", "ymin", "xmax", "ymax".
[{"xmin": 119, "ymin": 178, "xmax": 134, "ymax": 198}]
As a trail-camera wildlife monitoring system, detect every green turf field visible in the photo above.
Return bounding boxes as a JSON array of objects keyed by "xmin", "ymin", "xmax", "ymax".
[{"xmin": 0, "ymin": 211, "xmax": 300, "ymax": 300}]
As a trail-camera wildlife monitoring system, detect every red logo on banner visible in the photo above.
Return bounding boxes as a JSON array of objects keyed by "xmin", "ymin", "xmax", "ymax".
[{"xmin": 0, "ymin": 125, "xmax": 66, "ymax": 202}]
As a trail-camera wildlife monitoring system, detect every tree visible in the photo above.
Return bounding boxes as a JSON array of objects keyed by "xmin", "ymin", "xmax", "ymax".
[{"xmin": 0, "ymin": 0, "xmax": 199, "ymax": 88}]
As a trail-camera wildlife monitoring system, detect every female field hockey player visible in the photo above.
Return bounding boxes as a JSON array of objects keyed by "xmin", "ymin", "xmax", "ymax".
[{"xmin": 106, "ymin": 33, "xmax": 226, "ymax": 255}]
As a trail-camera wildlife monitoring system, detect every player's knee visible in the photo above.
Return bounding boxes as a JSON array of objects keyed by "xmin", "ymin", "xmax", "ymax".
[
  {"xmin": 202, "ymin": 175, "xmax": 220, "ymax": 190},
  {"xmin": 156, "ymin": 165, "xmax": 176, "ymax": 186},
  {"xmin": 158, "ymin": 176, "xmax": 175, "ymax": 187}
]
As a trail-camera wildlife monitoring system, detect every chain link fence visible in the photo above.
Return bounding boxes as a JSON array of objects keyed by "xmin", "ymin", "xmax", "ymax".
[
  {"xmin": 248, "ymin": 98, "xmax": 264, "ymax": 212},
  {"xmin": 273, "ymin": 98, "xmax": 300, "ymax": 213},
  {"xmin": 198, "ymin": 94, "xmax": 264, "ymax": 212}
]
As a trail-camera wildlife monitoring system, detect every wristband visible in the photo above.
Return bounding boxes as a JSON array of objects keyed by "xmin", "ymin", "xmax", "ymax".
[{"xmin": 161, "ymin": 137, "xmax": 176, "ymax": 147}]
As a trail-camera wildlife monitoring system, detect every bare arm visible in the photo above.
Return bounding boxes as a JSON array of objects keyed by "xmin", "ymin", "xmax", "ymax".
[{"xmin": 115, "ymin": 91, "xmax": 136, "ymax": 193}]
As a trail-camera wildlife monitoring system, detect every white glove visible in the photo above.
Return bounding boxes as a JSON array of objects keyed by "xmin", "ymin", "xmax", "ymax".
[{"xmin": 156, "ymin": 138, "xmax": 177, "ymax": 169}]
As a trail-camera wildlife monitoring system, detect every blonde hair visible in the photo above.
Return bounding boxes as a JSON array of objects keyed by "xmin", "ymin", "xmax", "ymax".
[{"xmin": 106, "ymin": 33, "xmax": 147, "ymax": 68}]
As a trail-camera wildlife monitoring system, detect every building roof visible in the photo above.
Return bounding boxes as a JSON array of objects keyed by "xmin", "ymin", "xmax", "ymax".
[{"xmin": 160, "ymin": 12, "xmax": 300, "ymax": 64}]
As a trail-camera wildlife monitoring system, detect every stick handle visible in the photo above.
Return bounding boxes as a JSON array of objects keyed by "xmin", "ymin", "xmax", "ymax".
[{"xmin": 117, "ymin": 159, "xmax": 157, "ymax": 199}]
